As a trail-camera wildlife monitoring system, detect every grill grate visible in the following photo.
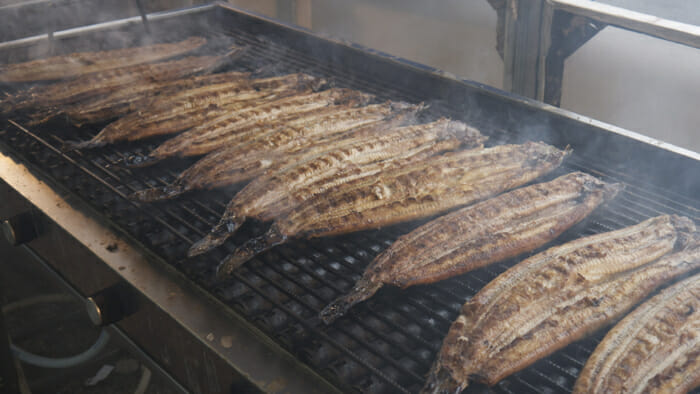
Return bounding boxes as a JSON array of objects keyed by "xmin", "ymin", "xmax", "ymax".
[{"xmin": 1, "ymin": 12, "xmax": 699, "ymax": 394}]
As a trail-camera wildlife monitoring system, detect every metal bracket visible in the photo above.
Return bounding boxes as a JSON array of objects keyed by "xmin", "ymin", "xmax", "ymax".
[
  {"xmin": 542, "ymin": 10, "xmax": 604, "ymax": 105},
  {"xmin": 490, "ymin": 0, "xmax": 699, "ymax": 106},
  {"xmin": 47, "ymin": 0, "xmax": 57, "ymax": 54}
]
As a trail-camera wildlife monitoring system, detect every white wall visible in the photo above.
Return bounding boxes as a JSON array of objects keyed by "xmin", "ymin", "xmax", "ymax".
[
  {"xmin": 561, "ymin": 27, "xmax": 700, "ymax": 152},
  {"xmin": 309, "ymin": 1, "xmax": 504, "ymax": 90}
]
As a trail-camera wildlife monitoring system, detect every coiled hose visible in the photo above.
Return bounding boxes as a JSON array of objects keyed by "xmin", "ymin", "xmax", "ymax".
[
  {"xmin": 2, "ymin": 294, "xmax": 109, "ymax": 368},
  {"xmin": 3, "ymin": 293, "xmax": 152, "ymax": 393}
]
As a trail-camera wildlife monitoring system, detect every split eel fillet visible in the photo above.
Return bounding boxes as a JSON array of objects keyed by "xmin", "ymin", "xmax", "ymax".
[
  {"xmin": 62, "ymin": 71, "xmax": 251, "ymax": 125},
  {"xmin": 421, "ymin": 215, "xmax": 698, "ymax": 394},
  {"xmin": 129, "ymin": 88, "xmax": 377, "ymax": 165},
  {"xmin": 0, "ymin": 37, "xmax": 206, "ymax": 83},
  {"xmin": 320, "ymin": 171, "xmax": 622, "ymax": 324},
  {"xmin": 131, "ymin": 102, "xmax": 418, "ymax": 201},
  {"xmin": 574, "ymin": 272, "xmax": 700, "ymax": 394},
  {"xmin": 213, "ymin": 141, "xmax": 567, "ymax": 277},
  {"xmin": 67, "ymin": 73, "xmax": 321, "ymax": 149},
  {"xmin": 4, "ymin": 53, "xmax": 236, "ymax": 113},
  {"xmin": 188, "ymin": 119, "xmax": 485, "ymax": 257}
]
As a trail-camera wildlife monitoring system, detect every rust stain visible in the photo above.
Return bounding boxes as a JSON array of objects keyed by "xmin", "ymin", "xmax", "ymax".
[
  {"xmin": 220, "ymin": 335, "xmax": 233, "ymax": 348},
  {"xmin": 264, "ymin": 377, "xmax": 288, "ymax": 392}
]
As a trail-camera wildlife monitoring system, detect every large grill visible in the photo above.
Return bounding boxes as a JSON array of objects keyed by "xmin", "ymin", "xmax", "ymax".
[{"xmin": 1, "ymin": 4, "xmax": 699, "ymax": 393}]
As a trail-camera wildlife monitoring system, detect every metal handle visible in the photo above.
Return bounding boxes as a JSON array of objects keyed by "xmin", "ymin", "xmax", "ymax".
[
  {"xmin": 2, "ymin": 212, "xmax": 38, "ymax": 246},
  {"xmin": 85, "ymin": 283, "xmax": 137, "ymax": 326}
]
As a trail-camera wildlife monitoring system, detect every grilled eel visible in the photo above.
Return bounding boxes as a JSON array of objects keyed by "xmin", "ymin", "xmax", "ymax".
[
  {"xmin": 0, "ymin": 37, "xmax": 206, "ymax": 83},
  {"xmin": 184, "ymin": 118, "xmax": 482, "ymax": 255},
  {"xmin": 573, "ymin": 272, "xmax": 700, "ymax": 394},
  {"xmin": 187, "ymin": 119, "xmax": 485, "ymax": 257},
  {"xmin": 4, "ymin": 53, "xmax": 237, "ymax": 113},
  {"xmin": 213, "ymin": 141, "xmax": 569, "ymax": 277},
  {"xmin": 127, "ymin": 94, "xmax": 393, "ymax": 168},
  {"xmin": 67, "ymin": 73, "xmax": 324, "ymax": 149},
  {"xmin": 320, "ymin": 171, "xmax": 622, "ymax": 324},
  {"xmin": 62, "ymin": 71, "xmax": 251, "ymax": 125},
  {"xmin": 421, "ymin": 215, "xmax": 699, "ymax": 394},
  {"xmin": 130, "ymin": 102, "xmax": 418, "ymax": 201}
]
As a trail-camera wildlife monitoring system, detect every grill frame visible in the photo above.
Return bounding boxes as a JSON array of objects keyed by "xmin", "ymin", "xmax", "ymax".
[{"xmin": 1, "ymin": 3, "xmax": 699, "ymax": 393}]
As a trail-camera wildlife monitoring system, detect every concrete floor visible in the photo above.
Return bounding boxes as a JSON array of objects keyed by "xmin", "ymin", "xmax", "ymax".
[{"xmin": 230, "ymin": 0, "xmax": 700, "ymax": 153}]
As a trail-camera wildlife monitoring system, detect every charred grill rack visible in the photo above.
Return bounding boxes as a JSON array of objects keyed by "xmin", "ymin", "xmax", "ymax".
[{"xmin": 1, "ymin": 3, "xmax": 699, "ymax": 393}]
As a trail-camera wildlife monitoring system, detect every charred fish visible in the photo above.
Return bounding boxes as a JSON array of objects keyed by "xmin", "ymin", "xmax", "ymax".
[
  {"xmin": 0, "ymin": 36, "xmax": 206, "ymax": 82},
  {"xmin": 422, "ymin": 215, "xmax": 698, "ymax": 393},
  {"xmin": 573, "ymin": 272, "xmax": 700, "ymax": 394},
  {"xmin": 129, "ymin": 89, "xmax": 378, "ymax": 164},
  {"xmin": 67, "ymin": 73, "xmax": 321, "ymax": 149},
  {"xmin": 214, "ymin": 141, "xmax": 568, "ymax": 277},
  {"xmin": 130, "ymin": 102, "xmax": 418, "ymax": 201},
  {"xmin": 320, "ymin": 172, "xmax": 622, "ymax": 324}
]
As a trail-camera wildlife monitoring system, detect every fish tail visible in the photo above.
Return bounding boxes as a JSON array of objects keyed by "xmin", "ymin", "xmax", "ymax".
[
  {"xmin": 1, "ymin": 95, "xmax": 17, "ymax": 111},
  {"xmin": 319, "ymin": 277, "xmax": 383, "ymax": 324},
  {"xmin": 215, "ymin": 225, "xmax": 287, "ymax": 279},
  {"xmin": 222, "ymin": 46, "xmax": 244, "ymax": 59},
  {"xmin": 187, "ymin": 216, "xmax": 244, "ymax": 257},
  {"xmin": 421, "ymin": 362, "xmax": 467, "ymax": 394},
  {"xmin": 62, "ymin": 137, "xmax": 106, "ymax": 151},
  {"xmin": 27, "ymin": 109, "xmax": 61, "ymax": 125},
  {"xmin": 602, "ymin": 182, "xmax": 624, "ymax": 200},
  {"xmin": 209, "ymin": 46, "xmax": 245, "ymax": 71},
  {"xmin": 130, "ymin": 184, "xmax": 185, "ymax": 202},
  {"xmin": 124, "ymin": 154, "xmax": 160, "ymax": 168}
]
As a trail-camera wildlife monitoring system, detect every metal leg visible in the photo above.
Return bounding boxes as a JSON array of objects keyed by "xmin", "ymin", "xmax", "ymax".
[
  {"xmin": 276, "ymin": 0, "xmax": 296, "ymax": 24},
  {"xmin": 135, "ymin": 0, "xmax": 151, "ymax": 34},
  {"xmin": 541, "ymin": 11, "xmax": 603, "ymax": 105},
  {"xmin": 489, "ymin": 0, "xmax": 604, "ymax": 106},
  {"xmin": 501, "ymin": 0, "xmax": 546, "ymax": 99}
]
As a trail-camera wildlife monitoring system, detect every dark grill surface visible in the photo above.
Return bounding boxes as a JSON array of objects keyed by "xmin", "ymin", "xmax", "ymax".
[{"xmin": 1, "ymin": 8, "xmax": 699, "ymax": 394}]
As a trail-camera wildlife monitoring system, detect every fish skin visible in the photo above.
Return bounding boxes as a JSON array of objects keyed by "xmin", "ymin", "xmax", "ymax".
[
  {"xmin": 177, "ymin": 108, "xmax": 417, "ymax": 188},
  {"xmin": 215, "ymin": 141, "xmax": 567, "ymax": 277},
  {"xmin": 320, "ymin": 171, "xmax": 622, "ymax": 324},
  {"xmin": 136, "ymin": 72, "xmax": 323, "ymax": 115},
  {"xmin": 573, "ymin": 272, "xmax": 700, "ymax": 394},
  {"xmin": 0, "ymin": 37, "xmax": 206, "ymax": 82},
  {"xmin": 421, "ymin": 215, "xmax": 698, "ymax": 394},
  {"xmin": 139, "ymin": 88, "xmax": 376, "ymax": 161},
  {"xmin": 188, "ymin": 119, "xmax": 484, "ymax": 257},
  {"xmin": 4, "ymin": 54, "xmax": 236, "ymax": 113},
  {"xmin": 130, "ymin": 102, "xmax": 417, "ymax": 201},
  {"xmin": 68, "ymin": 73, "xmax": 322, "ymax": 149},
  {"xmin": 63, "ymin": 71, "xmax": 251, "ymax": 124}
]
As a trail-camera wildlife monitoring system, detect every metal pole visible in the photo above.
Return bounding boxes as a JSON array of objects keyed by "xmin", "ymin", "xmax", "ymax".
[{"xmin": 134, "ymin": 0, "xmax": 151, "ymax": 35}]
